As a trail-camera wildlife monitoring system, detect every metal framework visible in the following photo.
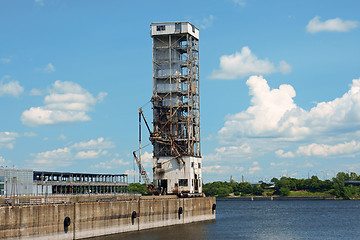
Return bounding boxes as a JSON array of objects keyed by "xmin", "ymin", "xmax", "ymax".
[{"xmin": 151, "ymin": 23, "xmax": 201, "ymax": 158}]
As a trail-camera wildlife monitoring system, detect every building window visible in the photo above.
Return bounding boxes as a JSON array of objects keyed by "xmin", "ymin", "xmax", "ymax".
[
  {"xmin": 192, "ymin": 25, "xmax": 195, "ymax": 33},
  {"xmin": 157, "ymin": 25, "xmax": 166, "ymax": 31},
  {"xmin": 179, "ymin": 179, "xmax": 188, "ymax": 186},
  {"xmin": 191, "ymin": 162, "xmax": 194, "ymax": 168},
  {"xmin": 198, "ymin": 163, "xmax": 201, "ymax": 168}
]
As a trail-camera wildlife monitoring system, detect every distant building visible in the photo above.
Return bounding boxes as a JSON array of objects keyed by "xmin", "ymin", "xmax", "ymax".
[{"xmin": 0, "ymin": 168, "xmax": 128, "ymax": 196}]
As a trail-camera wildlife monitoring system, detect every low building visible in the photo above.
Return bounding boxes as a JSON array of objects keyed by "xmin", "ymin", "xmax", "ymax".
[{"xmin": 0, "ymin": 168, "xmax": 128, "ymax": 196}]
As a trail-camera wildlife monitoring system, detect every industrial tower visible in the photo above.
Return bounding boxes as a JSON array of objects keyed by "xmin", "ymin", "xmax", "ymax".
[{"xmin": 150, "ymin": 22, "xmax": 202, "ymax": 195}]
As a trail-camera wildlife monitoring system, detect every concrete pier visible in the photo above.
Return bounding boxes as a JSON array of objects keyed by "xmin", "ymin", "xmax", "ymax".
[{"xmin": 0, "ymin": 196, "xmax": 215, "ymax": 239}]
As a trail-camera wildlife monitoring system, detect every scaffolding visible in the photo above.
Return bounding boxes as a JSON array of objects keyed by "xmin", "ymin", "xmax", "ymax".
[
  {"xmin": 149, "ymin": 22, "xmax": 202, "ymax": 195},
  {"xmin": 151, "ymin": 22, "xmax": 201, "ymax": 158}
]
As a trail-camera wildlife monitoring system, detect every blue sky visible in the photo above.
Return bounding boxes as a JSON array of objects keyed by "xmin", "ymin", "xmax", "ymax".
[{"xmin": 1, "ymin": 0, "xmax": 360, "ymax": 183}]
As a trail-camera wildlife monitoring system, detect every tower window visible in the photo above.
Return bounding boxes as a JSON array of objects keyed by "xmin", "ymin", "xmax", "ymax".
[
  {"xmin": 179, "ymin": 179, "xmax": 188, "ymax": 186},
  {"xmin": 157, "ymin": 25, "xmax": 166, "ymax": 31},
  {"xmin": 198, "ymin": 163, "xmax": 201, "ymax": 168},
  {"xmin": 191, "ymin": 162, "xmax": 194, "ymax": 168}
]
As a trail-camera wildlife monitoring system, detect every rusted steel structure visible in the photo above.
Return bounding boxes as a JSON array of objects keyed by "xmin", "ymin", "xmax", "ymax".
[{"xmin": 149, "ymin": 22, "xmax": 202, "ymax": 195}]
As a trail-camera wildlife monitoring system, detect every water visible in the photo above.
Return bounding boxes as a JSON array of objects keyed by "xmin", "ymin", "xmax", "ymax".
[{"xmin": 95, "ymin": 199, "xmax": 360, "ymax": 240}]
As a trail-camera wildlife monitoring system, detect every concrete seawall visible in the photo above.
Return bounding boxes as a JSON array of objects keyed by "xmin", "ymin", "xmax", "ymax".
[{"xmin": 0, "ymin": 196, "xmax": 216, "ymax": 239}]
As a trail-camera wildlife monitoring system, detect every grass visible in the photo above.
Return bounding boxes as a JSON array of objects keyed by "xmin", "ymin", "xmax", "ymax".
[{"xmin": 287, "ymin": 190, "xmax": 334, "ymax": 197}]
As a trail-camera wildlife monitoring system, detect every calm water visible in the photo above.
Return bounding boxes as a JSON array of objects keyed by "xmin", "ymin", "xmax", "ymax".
[{"xmin": 96, "ymin": 199, "xmax": 360, "ymax": 240}]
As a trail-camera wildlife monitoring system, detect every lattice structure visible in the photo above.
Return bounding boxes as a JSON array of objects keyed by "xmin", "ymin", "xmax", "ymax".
[
  {"xmin": 150, "ymin": 22, "xmax": 202, "ymax": 195},
  {"xmin": 151, "ymin": 22, "xmax": 200, "ymax": 158}
]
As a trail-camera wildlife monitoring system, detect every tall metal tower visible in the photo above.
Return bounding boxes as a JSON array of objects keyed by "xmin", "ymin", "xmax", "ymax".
[{"xmin": 150, "ymin": 22, "xmax": 202, "ymax": 195}]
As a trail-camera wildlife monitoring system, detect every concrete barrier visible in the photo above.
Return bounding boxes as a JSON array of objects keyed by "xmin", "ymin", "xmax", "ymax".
[{"xmin": 0, "ymin": 197, "xmax": 215, "ymax": 239}]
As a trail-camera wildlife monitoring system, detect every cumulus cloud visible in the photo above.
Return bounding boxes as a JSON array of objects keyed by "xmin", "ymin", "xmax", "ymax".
[
  {"xmin": 275, "ymin": 150, "xmax": 295, "ymax": 158},
  {"xmin": 249, "ymin": 161, "xmax": 261, "ymax": 174},
  {"xmin": 0, "ymin": 79, "xmax": 24, "ymax": 97},
  {"xmin": 218, "ymin": 76, "xmax": 360, "ymax": 159},
  {"xmin": 21, "ymin": 80, "xmax": 106, "ymax": 126},
  {"xmin": 203, "ymin": 165, "xmax": 230, "ymax": 174},
  {"xmin": 0, "ymin": 132, "xmax": 19, "ymax": 149},
  {"xmin": 71, "ymin": 137, "xmax": 115, "ymax": 150},
  {"xmin": 43, "ymin": 63, "xmax": 55, "ymax": 72},
  {"xmin": 210, "ymin": 47, "xmax": 291, "ymax": 79},
  {"xmin": 31, "ymin": 147, "xmax": 72, "ymax": 169},
  {"xmin": 28, "ymin": 137, "xmax": 115, "ymax": 169},
  {"xmin": 91, "ymin": 158, "xmax": 129, "ymax": 169},
  {"xmin": 306, "ymin": 16, "xmax": 358, "ymax": 34},
  {"xmin": 281, "ymin": 141, "xmax": 360, "ymax": 158},
  {"xmin": 30, "ymin": 88, "xmax": 43, "ymax": 96}
]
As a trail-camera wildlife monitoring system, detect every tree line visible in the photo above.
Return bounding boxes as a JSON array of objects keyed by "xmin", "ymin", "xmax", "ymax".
[
  {"xmin": 127, "ymin": 172, "xmax": 360, "ymax": 199},
  {"xmin": 202, "ymin": 172, "xmax": 360, "ymax": 199}
]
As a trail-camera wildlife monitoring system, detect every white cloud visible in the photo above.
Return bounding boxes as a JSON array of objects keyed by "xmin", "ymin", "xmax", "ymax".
[
  {"xmin": 278, "ymin": 60, "xmax": 292, "ymax": 74},
  {"xmin": 218, "ymin": 76, "xmax": 299, "ymax": 140},
  {"xmin": 31, "ymin": 147, "xmax": 72, "ymax": 169},
  {"xmin": 24, "ymin": 132, "xmax": 37, "ymax": 137},
  {"xmin": 210, "ymin": 47, "xmax": 291, "ymax": 80},
  {"xmin": 28, "ymin": 137, "xmax": 115, "ymax": 169},
  {"xmin": 42, "ymin": 63, "xmax": 56, "ymax": 73},
  {"xmin": 198, "ymin": 15, "xmax": 214, "ymax": 29},
  {"xmin": 219, "ymin": 77, "xmax": 360, "ymax": 144},
  {"xmin": 0, "ymin": 58, "xmax": 11, "ymax": 63},
  {"xmin": 270, "ymin": 161, "xmax": 292, "ymax": 167},
  {"xmin": 21, "ymin": 80, "xmax": 106, "ymax": 126},
  {"xmin": 30, "ymin": 88, "xmax": 43, "ymax": 96},
  {"xmin": 0, "ymin": 79, "xmax": 24, "ymax": 97},
  {"xmin": 295, "ymin": 141, "xmax": 360, "ymax": 158},
  {"xmin": 203, "ymin": 165, "xmax": 230, "ymax": 174},
  {"xmin": 58, "ymin": 134, "xmax": 67, "ymax": 140},
  {"xmin": 275, "ymin": 149, "xmax": 295, "ymax": 158},
  {"xmin": 234, "ymin": 0, "xmax": 246, "ymax": 7},
  {"xmin": 34, "ymin": 0, "xmax": 44, "ymax": 6},
  {"xmin": 75, "ymin": 150, "xmax": 102, "ymax": 159},
  {"xmin": 91, "ymin": 158, "xmax": 129, "ymax": 169},
  {"xmin": 306, "ymin": 16, "xmax": 358, "ymax": 34},
  {"xmin": 97, "ymin": 92, "xmax": 108, "ymax": 102},
  {"xmin": 249, "ymin": 166, "xmax": 261, "ymax": 174},
  {"xmin": 71, "ymin": 137, "xmax": 115, "ymax": 150},
  {"xmin": 0, "ymin": 132, "xmax": 19, "ymax": 149}
]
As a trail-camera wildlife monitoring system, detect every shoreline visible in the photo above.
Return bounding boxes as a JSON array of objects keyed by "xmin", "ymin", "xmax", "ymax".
[{"xmin": 217, "ymin": 196, "xmax": 338, "ymax": 201}]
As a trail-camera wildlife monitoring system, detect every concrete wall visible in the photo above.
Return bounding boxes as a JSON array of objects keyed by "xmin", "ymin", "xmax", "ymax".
[{"xmin": 0, "ymin": 197, "xmax": 215, "ymax": 240}]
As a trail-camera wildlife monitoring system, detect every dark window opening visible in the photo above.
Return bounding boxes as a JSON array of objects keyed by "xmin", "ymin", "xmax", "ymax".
[
  {"xmin": 191, "ymin": 162, "xmax": 194, "ymax": 168},
  {"xmin": 157, "ymin": 25, "xmax": 166, "ymax": 31},
  {"xmin": 192, "ymin": 25, "xmax": 195, "ymax": 33},
  {"xmin": 198, "ymin": 163, "xmax": 201, "ymax": 168},
  {"xmin": 179, "ymin": 179, "xmax": 188, "ymax": 186}
]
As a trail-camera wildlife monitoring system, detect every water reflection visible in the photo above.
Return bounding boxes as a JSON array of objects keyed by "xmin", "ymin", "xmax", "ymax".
[{"xmin": 92, "ymin": 221, "xmax": 215, "ymax": 240}]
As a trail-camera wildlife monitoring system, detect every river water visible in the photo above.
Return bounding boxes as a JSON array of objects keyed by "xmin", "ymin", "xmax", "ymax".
[{"xmin": 97, "ymin": 198, "xmax": 360, "ymax": 240}]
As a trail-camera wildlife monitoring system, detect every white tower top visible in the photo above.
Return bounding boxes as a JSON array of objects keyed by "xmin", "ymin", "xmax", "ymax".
[{"xmin": 150, "ymin": 22, "xmax": 199, "ymax": 40}]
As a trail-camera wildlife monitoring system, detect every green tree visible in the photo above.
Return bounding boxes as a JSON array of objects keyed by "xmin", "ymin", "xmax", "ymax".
[
  {"xmin": 279, "ymin": 187, "xmax": 290, "ymax": 196},
  {"xmin": 128, "ymin": 183, "xmax": 150, "ymax": 195},
  {"xmin": 252, "ymin": 185, "xmax": 264, "ymax": 196}
]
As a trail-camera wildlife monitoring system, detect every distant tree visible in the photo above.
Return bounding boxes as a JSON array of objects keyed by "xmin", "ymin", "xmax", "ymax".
[
  {"xmin": 238, "ymin": 182, "xmax": 253, "ymax": 194},
  {"xmin": 271, "ymin": 177, "xmax": 279, "ymax": 183},
  {"xmin": 128, "ymin": 183, "xmax": 150, "ymax": 195},
  {"xmin": 252, "ymin": 185, "xmax": 264, "ymax": 196},
  {"xmin": 279, "ymin": 187, "xmax": 290, "ymax": 196}
]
